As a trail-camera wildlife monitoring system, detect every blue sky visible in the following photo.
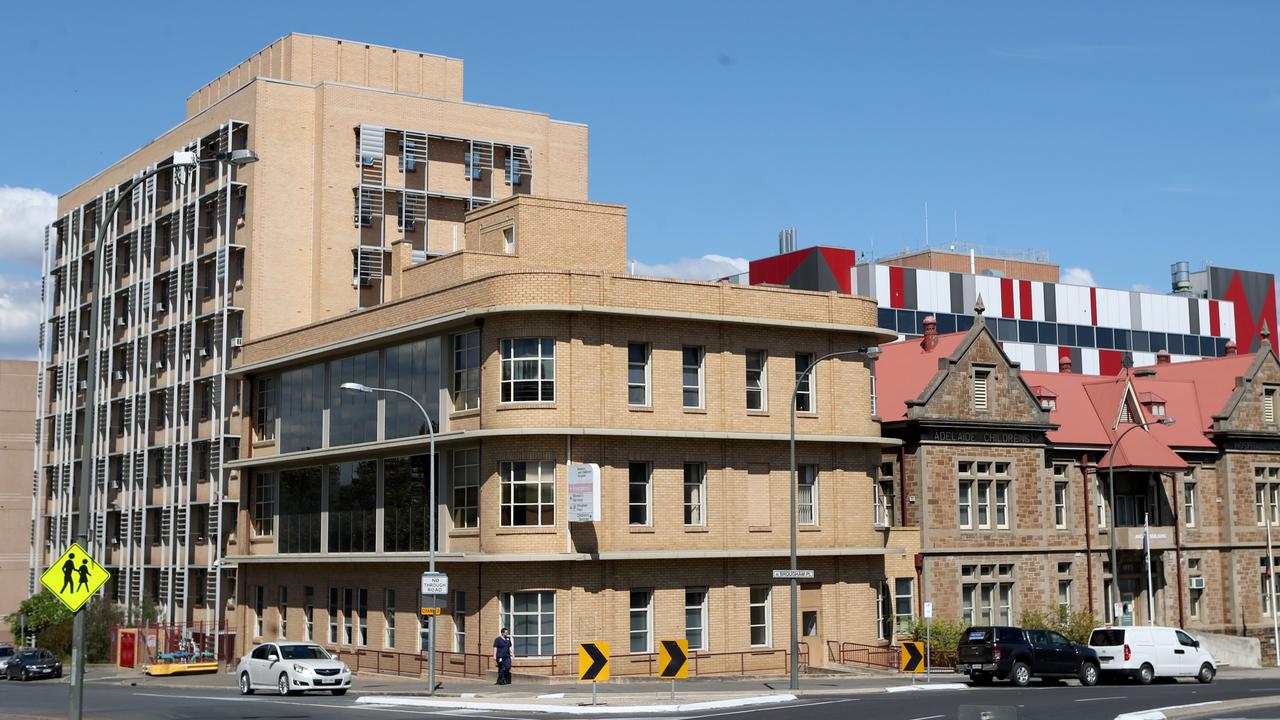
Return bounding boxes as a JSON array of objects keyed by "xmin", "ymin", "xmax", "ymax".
[{"xmin": 0, "ymin": 1, "xmax": 1277, "ymax": 355}]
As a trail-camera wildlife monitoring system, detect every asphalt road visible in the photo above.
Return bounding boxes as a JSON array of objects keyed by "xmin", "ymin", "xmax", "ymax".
[{"xmin": 6, "ymin": 674, "xmax": 1280, "ymax": 720}]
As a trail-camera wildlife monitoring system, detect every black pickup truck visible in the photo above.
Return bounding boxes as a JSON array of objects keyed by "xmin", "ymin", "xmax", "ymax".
[{"xmin": 956, "ymin": 626, "xmax": 1100, "ymax": 687}]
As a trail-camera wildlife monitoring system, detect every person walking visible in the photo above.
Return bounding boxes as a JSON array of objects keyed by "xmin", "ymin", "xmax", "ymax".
[
  {"xmin": 492, "ymin": 627, "xmax": 513, "ymax": 685},
  {"xmin": 76, "ymin": 559, "xmax": 91, "ymax": 592},
  {"xmin": 60, "ymin": 553, "xmax": 76, "ymax": 593}
]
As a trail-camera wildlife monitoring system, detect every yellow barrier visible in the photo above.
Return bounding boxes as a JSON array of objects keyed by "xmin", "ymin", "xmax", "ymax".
[{"xmin": 145, "ymin": 662, "xmax": 220, "ymax": 676}]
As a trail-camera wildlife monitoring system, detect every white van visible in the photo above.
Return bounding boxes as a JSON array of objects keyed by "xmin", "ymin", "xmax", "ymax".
[{"xmin": 1087, "ymin": 626, "xmax": 1216, "ymax": 684}]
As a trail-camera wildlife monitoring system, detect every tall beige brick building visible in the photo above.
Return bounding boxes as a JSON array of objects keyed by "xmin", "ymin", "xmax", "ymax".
[
  {"xmin": 229, "ymin": 194, "xmax": 914, "ymax": 675},
  {"xmin": 0, "ymin": 360, "xmax": 37, "ymax": 643},
  {"xmin": 32, "ymin": 34, "xmax": 589, "ymax": 650}
]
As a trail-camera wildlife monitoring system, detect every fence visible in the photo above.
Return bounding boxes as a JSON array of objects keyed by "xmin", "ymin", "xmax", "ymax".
[
  {"xmin": 825, "ymin": 641, "xmax": 955, "ymax": 672},
  {"xmin": 111, "ymin": 621, "xmax": 235, "ymax": 668},
  {"xmin": 345, "ymin": 645, "xmax": 808, "ymax": 679}
]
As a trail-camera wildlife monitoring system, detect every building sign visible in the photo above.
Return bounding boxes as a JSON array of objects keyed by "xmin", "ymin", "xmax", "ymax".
[
  {"xmin": 919, "ymin": 427, "xmax": 1043, "ymax": 446},
  {"xmin": 568, "ymin": 463, "xmax": 601, "ymax": 522},
  {"xmin": 1222, "ymin": 436, "xmax": 1280, "ymax": 453}
]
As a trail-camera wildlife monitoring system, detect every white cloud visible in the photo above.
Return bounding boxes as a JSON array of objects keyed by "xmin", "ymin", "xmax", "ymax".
[
  {"xmin": 0, "ymin": 275, "xmax": 42, "ymax": 360},
  {"xmin": 0, "ymin": 186, "xmax": 57, "ymax": 266},
  {"xmin": 630, "ymin": 254, "xmax": 749, "ymax": 281},
  {"xmin": 1060, "ymin": 267, "xmax": 1097, "ymax": 287},
  {"xmin": 1130, "ymin": 283, "xmax": 1158, "ymax": 294}
]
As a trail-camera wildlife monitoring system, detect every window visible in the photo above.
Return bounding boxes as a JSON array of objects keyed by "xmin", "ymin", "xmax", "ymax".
[
  {"xmin": 503, "ymin": 227, "xmax": 515, "ymax": 255},
  {"xmin": 894, "ymin": 578, "xmax": 914, "ymax": 634},
  {"xmin": 464, "ymin": 151, "xmax": 483, "ymax": 180},
  {"xmin": 384, "ymin": 338, "xmax": 440, "ymax": 440},
  {"xmin": 1053, "ymin": 465, "xmax": 1069, "ymax": 529},
  {"xmin": 254, "ymin": 586, "xmax": 264, "ymax": 637},
  {"xmin": 875, "ymin": 463, "xmax": 896, "ymax": 527},
  {"xmin": 628, "ymin": 462, "xmax": 651, "ymax": 526},
  {"xmin": 327, "ymin": 461, "xmax": 377, "ymax": 553},
  {"xmin": 384, "ymin": 589, "xmax": 396, "ymax": 649},
  {"xmin": 961, "ymin": 564, "xmax": 1014, "ymax": 626},
  {"xmin": 452, "ymin": 331, "xmax": 481, "ymax": 412},
  {"xmin": 1183, "ymin": 474, "xmax": 1197, "ymax": 528},
  {"xmin": 500, "ymin": 461, "xmax": 555, "ymax": 527},
  {"xmin": 682, "ymin": 346, "xmax": 704, "ymax": 408},
  {"xmin": 304, "ymin": 586, "xmax": 315, "ymax": 642},
  {"xmin": 1149, "ymin": 402, "xmax": 1166, "ymax": 417},
  {"xmin": 279, "ymin": 586, "xmax": 288, "ymax": 639},
  {"xmin": 877, "ymin": 581, "xmax": 893, "ymax": 640},
  {"xmin": 1096, "ymin": 477, "xmax": 1108, "ymax": 529},
  {"xmin": 328, "ymin": 588, "xmax": 338, "ymax": 643},
  {"xmin": 627, "ymin": 342, "xmax": 650, "ymax": 406},
  {"xmin": 278, "ymin": 363, "xmax": 325, "ymax": 452},
  {"xmin": 1263, "ymin": 557, "xmax": 1280, "ymax": 617},
  {"xmin": 685, "ymin": 587, "xmax": 708, "ymax": 651},
  {"xmin": 973, "ymin": 367, "xmax": 991, "ymax": 411},
  {"xmin": 419, "ymin": 615, "xmax": 430, "ymax": 653},
  {"xmin": 500, "ymin": 338, "xmax": 555, "ymax": 403},
  {"xmin": 343, "ymin": 589, "xmax": 354, "ymax": 645},
  {"xmin": 454, "ymin": 591, "xmax": 467, "ymax": 653},
  {"xmin": 452, "ymin": 449, "xmax": 480, "ymax": 529},
  {"xmin": 500, "ymin": 591, "xmax": 555, "ymax": 656},
  {"xmin": 1057, "ymin": 580, "xmax": 1071, "ymax": 610},
  {"xmin": 797, "ymin": 465, "xmax": 818, "ymax": 525},
  {"xmin": 253, "ymin": 472, "xmax": 275, "ymax": 536},
  {"xmin": 629, "ymin": 589, "xmax": 653, "ymax": 653},
  {"xmin": 329, "ymin": 352, "xmax": 378, "ymax": 447},
  {"xmin": 399, "ymin": 138, "xmax": 417, "ymax": 173},
  {"xmin": 1190, "ymin": 586, "xmax": 1202, "ymax": 619},
  {"xmin": 958, "ymin": 461, "xmax": 1011, "ymax": 529},
  {"xmin": 745, "ymin": 350, "xmax": 767, "ymax": 411},
  {"xmin": 1256, "ymin": 467, "xmax": 1280, "ymax": 526},
  {"xmin": 794, "ymin": 352, "xmax": 814, "ymax": 413},
  {"xmin": 749, "ymin": 585, "xmax": 771, "ymax": 647},
  {"xmin": 384, "ymin": 454, "xmax": 433, "ymax": 552},
  {"xmin": 683, "ymin": 463, "xmax": 706, "ymax": 526},
  {"xmin": 1266, "ymin": 388, "xmax": 1276, "ymax": 425},
  {"xmin": 255, "ymin": 377, "xmax": 276, "ymax": 441}
]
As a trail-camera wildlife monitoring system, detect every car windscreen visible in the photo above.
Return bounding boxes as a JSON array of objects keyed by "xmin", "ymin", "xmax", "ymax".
[
  {"xmin": 0, "ymin": 647, "xmax": 13, "ymax": 657},
  {"xmin": 960, "ymin": 628, "xmax": 991, "ymax": 643},
  {"xmin": 1089, "ymin": 629, "xmax": 1125, "ymax": 646},
  {"xmin": 280, "ymin": 644, "xmax": 331, "ymax": 661},
  {"xmin": 17, "ymin": 651, "xmax": 39, "ymax": 660}
]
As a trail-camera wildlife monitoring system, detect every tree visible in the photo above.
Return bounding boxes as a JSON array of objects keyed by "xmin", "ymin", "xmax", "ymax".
[
  {"xmin": 1018, "ymin": 606, "xmax": 1101, "ymax": 645},
  {"xmin": 5, "ymin": 590, "xmax": 73, "ymax": 638}
]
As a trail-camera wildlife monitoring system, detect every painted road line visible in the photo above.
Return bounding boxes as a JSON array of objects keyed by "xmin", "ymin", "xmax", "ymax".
[
  {"xmin": 1114, "ymin": 700, "xmax": 1222, "ymax": 720},
  {"xmin": 907, "ymin": 715, "xmax": 945, "ymax": 720},
  {"xmin": 356, "ymin": 693, "xmax": 799, "ymax": 716},
  {"xmin": 1074, "ymin": 695, "xmax": 1128, "ymax": 702},
  {"xmin": 682, "ymin": 701, "xmax": 854, "ymax": 720},
  {"xmin": 133, "ymin": 692, "xmax": 488, "ymax": 717},
  {"xmin": 884, "ymin": 682, "xmax": 969, "ymax": 693}
]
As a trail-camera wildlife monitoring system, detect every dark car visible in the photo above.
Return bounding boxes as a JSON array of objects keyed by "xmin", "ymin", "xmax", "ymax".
[
  {"xmin": 956, "ymin": 626, "xmax": 1099, "ymax": 687},
  {"xmin": 6, "ymin": 649, "xmax": 62, "ymax": 681}
]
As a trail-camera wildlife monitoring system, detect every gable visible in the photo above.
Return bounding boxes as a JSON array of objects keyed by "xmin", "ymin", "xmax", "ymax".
[
  {"xmin": 906, "ymin": 321, "xmax": 1050, "ymax": 425},
  {"xmin": 1215, "ymin": 349, "xmax": 1280, "ymax": 434}
]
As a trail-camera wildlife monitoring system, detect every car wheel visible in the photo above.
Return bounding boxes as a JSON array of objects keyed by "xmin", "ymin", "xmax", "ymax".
[
  {"xmin": 331, "ymin": 689, "xmax": 348, "ymax": 696},
  {"xmin": 278, "ymin": 672, "xmax": 293, "ymax": 696},
  {"xmin": 1136, "ymin": 663, "xmax": 1154, "ymax": 685},
  {"xmin": 21, "ymin": 669, "xmax": 29, "ymax": 682},
  {"xmin": 239, "ymin": 672, "xmax": 254, "ymax": 695},
  {"xmin": 1010, "ymin": 661, "xmax": 1031, "ymax": 687},
  {"xmin": 1079, "ymin": 662, "xmax": 1099, "ymax": 687},
  {"xmin": 1197, "ymin": 663, "xmax": 1215, "ymax": 684}
]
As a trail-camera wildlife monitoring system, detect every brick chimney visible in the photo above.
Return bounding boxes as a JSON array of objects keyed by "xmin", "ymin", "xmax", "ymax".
[
  {"xmin": 1059, "ymin": 353, "xmax": 1073, "ymax": 374},
  {"xmin": 1225, "ymin": 339, "xmax": 1237, "ymax": 356},
  {"xmin": 1156, "ymin": 349, "xmax": 1172, "ymax": 365},
  {"xmin": 921, "ymin": 315, "xmax": 938, "ymax": 352}
]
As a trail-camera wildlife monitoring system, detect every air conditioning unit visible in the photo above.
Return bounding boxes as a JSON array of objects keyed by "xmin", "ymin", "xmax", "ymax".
[
  {"xmin": 230, "ymin": 337, "xmax": 243, "ymax": 348},
  {"xmin": 1189, "ymin": 576, "xmax": 1206, "ymax": 590}
]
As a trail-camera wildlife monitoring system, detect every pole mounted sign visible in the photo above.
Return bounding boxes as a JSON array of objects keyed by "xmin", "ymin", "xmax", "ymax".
[
  {"xmin": 900, "ymin": 641, "xmax": 926, "ymax": 673},
  {"xmin": 658, "ymin": 639, "xmax": 689, "ymax": 679},
  {"xmin": 567, "ymin": 463, "xmax": 601, "ymax": 522},
  {"xmin": 41, "ymin": 543, "xmax": 111, "ymax": 613},
  {"xmin": 578, "ymin": 641, "xmax": 609, "ymax": 682},
  {"xmin": 772, "ymin": 569, "xmax": 815, "ymax": 580},
  {"xmin": 420, "ymin": 572, "xmax": 449, "ymax": 596}
]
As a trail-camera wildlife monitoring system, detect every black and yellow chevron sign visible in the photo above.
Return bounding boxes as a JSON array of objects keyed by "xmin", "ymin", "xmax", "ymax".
[
  {"xmin": 578, "ymin": 642, "xmax": 609, "ymax": 682},
  {"xmin": 658, "ymin": 639, "xmax": 689, "ymax": 679},
  {"xmin": 900, "ymin": 641, "xmax": 925, "ymax": 673}
]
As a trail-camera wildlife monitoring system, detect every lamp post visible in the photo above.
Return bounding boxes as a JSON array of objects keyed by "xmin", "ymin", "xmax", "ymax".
[
  {"xmin": 788, "ymin": 347, "xmax": 879, "ymax": 691},
  {"xmin": 70, "ymin": 149, "xmax": 256, "ymax": 720},
  {"xmin": 340, "ymin": 383, "xmax": 437, "ymax": 693},
  {"xmin": 1106, "ymin": 417, "xmax": 1174, "ymax": 626}
]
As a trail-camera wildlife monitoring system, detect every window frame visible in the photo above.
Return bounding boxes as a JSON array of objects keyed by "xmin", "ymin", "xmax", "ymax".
[
  {"xmin": 499, "ymin": 461, "xmax": 556, "ymax": 527},
  {"xmin": 453, "ymin": 590, "xmax": 467, "ymax": 653},
  {"xmin": 627, "ymin": 342, "xmax": 651, "ymax": 407},
  {"xmin": 452, "ymin": 448, "xmax": 480, "ymax": 529},
  {"xmin": 629, "ymin": 589, "xmax": 654, "ymax": 654},
  {"xmin": 278, "ymin": 585, "xmax": 288, "ymax": 639},
  {"xmin": 500, "ymin": 337, "xmax": 555, "ymax": 404},
  {"xmin": 384, "ymin": 589, "xmax": 396, "ymax": 649},
  {"xmin": 1183, "ymin": 471, "xmax": 1197, "ymax": 528},
  {"xmin": 972, "ymin": 366, "xmax": 992, "ymax": 411},
  {"xmin": 499, "ymin": 590, "xmax": 556, "ymax": 657},
  {"xmin": 685, "ymin": 587, "xmax": 709, "ymax": 651},
  {"xmin": 682, "ymin": 346, "xmax": 705, "ymax": 409},
  {"xmin": 894, "ymin": 577, "xmax": 915, "ymax": 634},
  {"xmin": 874, "ymin": 463, "xmax": 896, "ymax": 527},
  {"xmin": 628, "ymin": 462, "xmax": 652, "ymax": 527},
  {"xmin": 304, "ymin": 586, "xmax": 315, "ymax": 642},
  {"xmin": 797, "ymin": 464, "xmax": 819, "ymax": 526},
  {"xmin": 683, "ymin": 462, "xmax": 706, "ymax": 527},
  {"xmin": 748, "ymin": 585, "xmax": 772, "ymax": 647},
  {"xmin": 253, "ymin": 472, "xmax": 275, "ymax": 538},
  {"xmin": 452, "ymin": 331, "xmax": 481, "ymax": 413},
  {"xmin": 745, "ymin": 349, "xmax": 768, "ymax": 411},
  {"xmin": 255, "ymin": 376, "xmax": 277, "ymax": 441},
  {"xmin": 794, "ymin": 352, "xmax": 815, "ymax": 414},
  {"xmin": 957, "ymin": 461, "xmax": 1011, "ymax": 530}
]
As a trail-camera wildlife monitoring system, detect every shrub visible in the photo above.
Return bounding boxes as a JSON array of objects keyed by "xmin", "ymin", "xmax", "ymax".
[{"xmin": 1018, "ymin": 606, "xmax": 1101, "ymax": 645}]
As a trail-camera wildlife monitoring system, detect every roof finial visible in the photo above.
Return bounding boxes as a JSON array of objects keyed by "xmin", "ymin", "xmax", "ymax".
[
  {"xmin": 1262, "ymin": 319, "xmax": 1272, "ymax": 341},
  {"xmin": 974, "ymin": 294, "xmax": 985, "ymax": 316}
]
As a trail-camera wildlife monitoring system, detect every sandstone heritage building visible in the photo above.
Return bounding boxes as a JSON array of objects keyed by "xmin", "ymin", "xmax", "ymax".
[{"xmin": 877, "ymin": 307, "xmax": 1280, "ymax": 659}]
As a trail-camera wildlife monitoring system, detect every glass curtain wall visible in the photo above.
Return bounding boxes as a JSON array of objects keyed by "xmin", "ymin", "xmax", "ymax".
[
  {"xmin": 278, "ymin": 467, "xmax": 322, "ymax": 552},
  {"xmin": 385, "ymin": 338, "xmax": 441, "ymax": 439},
  {"xmin": 279, "ymin": 364, "xmax": 324, "ymax": 452},
  {"xmin": 327, "ymin": 460, "xmax": 378, "ymax": 553},
  {"xmin": 384, "ymin": 454, "xmax": 435, "ymax": 552},
  {"xmin": 330, "ymin": 351, "xmax": 379, "ymax": 447}
]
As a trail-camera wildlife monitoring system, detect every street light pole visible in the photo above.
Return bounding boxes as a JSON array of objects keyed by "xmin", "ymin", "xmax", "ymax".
[
  {"xmin": 788, "ymin": 347, "xmax": 879, "ymax": 692},
  {"xmin": 340, "ymin": 383, "xmax": 437, "ymax": 693},
  {"xmin": 1106, "ymin": 417, "xmax": 1174, "ymax": 626},
  {"xmin": 68, "ymin": 149, "xmax": 256, "ymax": 720}
]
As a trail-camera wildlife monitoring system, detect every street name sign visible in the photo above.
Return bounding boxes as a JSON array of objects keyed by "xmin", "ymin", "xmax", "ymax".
[
  {"xmin": 771, "ymin": 569, "xmax": 815, "ymax": 580},
  {"xmin": 41, "ymin": 543, "xmax": 111, "ymax": 613},
  {"xmin": 578, "ymin": 642, "xmax": 609, "ymax": 682}
]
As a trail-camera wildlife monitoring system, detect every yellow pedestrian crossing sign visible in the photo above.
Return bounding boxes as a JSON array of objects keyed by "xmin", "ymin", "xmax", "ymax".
[{"xmin": 40, "ymin": 543, "xmax": 111, "ymax": 613}]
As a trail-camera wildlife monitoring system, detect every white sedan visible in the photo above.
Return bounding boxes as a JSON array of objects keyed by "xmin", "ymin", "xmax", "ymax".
[{"xmin": 236, "ymin": 642, "xmax": 352, "ymax": 696}]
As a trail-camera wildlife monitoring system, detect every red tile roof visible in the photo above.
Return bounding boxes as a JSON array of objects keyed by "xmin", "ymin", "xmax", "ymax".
[{"xmin": 875, "ymin": 327, "xmax": 1263, "ymax": 470}]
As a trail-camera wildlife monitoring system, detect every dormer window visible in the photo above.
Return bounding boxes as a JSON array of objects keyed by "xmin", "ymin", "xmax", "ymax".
[
  {"xmin": 1138, "ymin": 392, "xmax": 1166, "ymax": 420},
  {"xmin": 1031, "ymin": 385, "xmax": 1057, "ymax": 411}
]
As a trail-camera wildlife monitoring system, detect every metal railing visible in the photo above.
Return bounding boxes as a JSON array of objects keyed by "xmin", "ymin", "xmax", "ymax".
[
  {"xmin": 827, "ymin": 640, "xmax": 900, "ymax": 669},
  {"xmin": 345, "ymin": 645, "xmax": 808, "ymax": 679}
]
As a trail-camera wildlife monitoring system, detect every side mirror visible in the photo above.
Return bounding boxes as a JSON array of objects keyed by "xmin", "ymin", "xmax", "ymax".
[
  {"xmin": 1193, "ymin": 640, "xmax": 1200, "ymax": 648},
  {"xmin": 267, "ymin": 654, "xmax": 278, "ymax": 663}
]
